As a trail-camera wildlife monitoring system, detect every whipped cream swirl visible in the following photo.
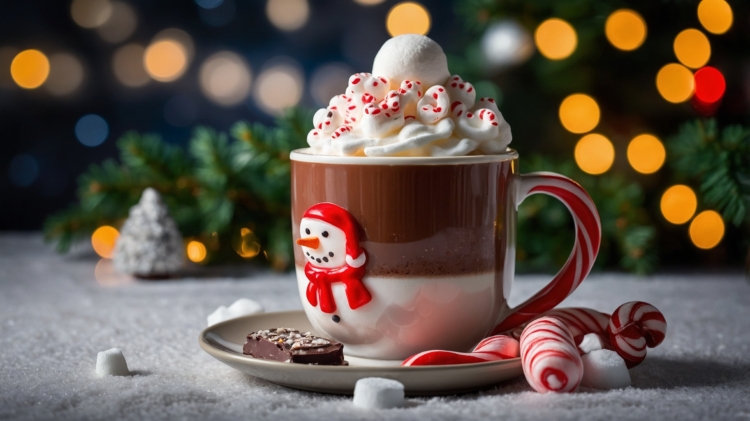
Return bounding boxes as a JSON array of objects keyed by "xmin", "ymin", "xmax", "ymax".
[{"xmin": 307, "ymin": 73, "xmax": 512, "ymax": 157}]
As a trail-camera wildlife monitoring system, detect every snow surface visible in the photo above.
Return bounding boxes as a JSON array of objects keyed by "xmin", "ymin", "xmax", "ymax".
[{"xmin": 1, "ymin": 234, "xmax": 749, "ymax": 420}]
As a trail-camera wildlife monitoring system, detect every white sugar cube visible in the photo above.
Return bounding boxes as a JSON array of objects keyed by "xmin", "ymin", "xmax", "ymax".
[
  {"xmin": 579, "ymin": 333, "xmax": 606, "ymax": 354},
  {"xmin": 207, "ymin": 298, "xmax": 264, "ymax": 326},
  {"xmin": 96, "ymin": 348, "xmax": 130, "ymax": 377},
  {"xmin": 353, "ymin": 377, "xmax": 405, "ymax": 409},
  {"xmin": 580, "ymin": 349, "xmax": 631, "ymax": 389}
]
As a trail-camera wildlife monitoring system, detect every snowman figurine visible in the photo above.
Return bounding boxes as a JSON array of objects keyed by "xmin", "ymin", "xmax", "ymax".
[{"xmin": 296, "ymin": 203, "xmax": 371, "ymax": 315}]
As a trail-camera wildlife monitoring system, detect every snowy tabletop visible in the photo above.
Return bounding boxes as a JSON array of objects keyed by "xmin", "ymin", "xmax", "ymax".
[{"xmin": 1, "ymin": 234, "xmax": 749, "ymax": 421}]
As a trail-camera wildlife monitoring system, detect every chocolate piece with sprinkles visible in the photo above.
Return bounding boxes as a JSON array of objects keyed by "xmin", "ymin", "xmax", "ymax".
[{"xmin": 243, "ymin": 328, "xmax": 347, "ymax": 365}]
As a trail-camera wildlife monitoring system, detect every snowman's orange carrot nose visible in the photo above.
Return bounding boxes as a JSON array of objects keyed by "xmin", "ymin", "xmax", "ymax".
[{"xmin": 296, "ymin": 236, "xmax": 320, "ymax": 249}]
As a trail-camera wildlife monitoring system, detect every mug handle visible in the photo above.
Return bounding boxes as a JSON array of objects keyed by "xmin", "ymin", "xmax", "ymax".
[{"xmin": 491, "ymin": 171, "xmax": 602, "ymax": 335}]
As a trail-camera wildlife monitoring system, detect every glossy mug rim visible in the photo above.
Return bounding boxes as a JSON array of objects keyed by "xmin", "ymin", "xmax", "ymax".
[{"xmin": 290, "ymin": 148, "xmax": 519, "ymax": 165}]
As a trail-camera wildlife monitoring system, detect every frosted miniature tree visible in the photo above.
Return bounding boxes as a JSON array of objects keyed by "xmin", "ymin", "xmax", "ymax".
[{"xmin": 113, "ymin": 188, "xmax": 184, "ymax": 278}]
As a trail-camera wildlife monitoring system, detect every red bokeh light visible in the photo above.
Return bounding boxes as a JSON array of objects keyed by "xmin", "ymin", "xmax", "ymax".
[{"xmin": 694, "ymin": 66, "xmax": 726, "ymax": 104}]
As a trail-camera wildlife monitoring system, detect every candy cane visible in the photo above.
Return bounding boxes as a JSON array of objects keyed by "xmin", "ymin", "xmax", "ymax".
[
  {"xmin": 401, "ymin": 335, "xmax": 519, "ymax": 366},
  {"xmin": 608, "ymin": 301, "xmax": 667, "ymax": 368},
  {"xmin": 520, "ymin": 317, "xmax": 583, "ymax": 393},
  {"xmin": 506, "ymin": 307, "xmax": 611, "ymax": 353}
]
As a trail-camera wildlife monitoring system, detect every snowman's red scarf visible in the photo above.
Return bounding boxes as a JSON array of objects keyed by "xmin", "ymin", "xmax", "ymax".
[{"xmin": 304, "ymin": 262, "xmax": 371, "ymax": 313}]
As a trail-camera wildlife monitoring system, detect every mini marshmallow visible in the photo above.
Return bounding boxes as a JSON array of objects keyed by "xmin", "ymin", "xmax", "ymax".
[
  {"xmin": 96, "ymin": 348, "xmax": 130, "ymax": 377},
  {"xmin": 580, "ymin": 350, "xmax": 631, "ymax": 390},
  {"xmin": 579, "ymin": 333, "xmax": 607, "ymax": 354},
  {"xmin": 207, "ymin": 298, "xmax": 264, "ymax": 327},
  {"xmin": 353, "ymin": 377, "xmax": 405, "ymax": 409}
]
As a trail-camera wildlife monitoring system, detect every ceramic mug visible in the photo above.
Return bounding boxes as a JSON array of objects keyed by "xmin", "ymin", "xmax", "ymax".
[{"xmin": 289, "ymin": 149, "xmax": 600, "ymax": 362}]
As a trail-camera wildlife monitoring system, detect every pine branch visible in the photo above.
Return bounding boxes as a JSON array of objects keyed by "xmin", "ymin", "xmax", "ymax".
[{"xmin": 668, "ymin": 119, "xmax": 750, "ymax": 226}]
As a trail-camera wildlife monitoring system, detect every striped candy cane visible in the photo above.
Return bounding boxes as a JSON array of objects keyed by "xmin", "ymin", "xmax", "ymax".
[
  {"xmin": 608, "ymin": 301, "xmax": 667, "ymax": 368},
  {"xmin": 401, "ymin": 335, "xmax": 519, "ymax": 366},
  {"xmin": 507, "ymin": 307, "xmax": 612, "ymax": 353},
  {"xmin": 493, "ymin": 173, "xmax": 601, "ymax": 334},
  {"xmin": 520, "ymin": 316, "xmax": 583, "ymax": 393}
]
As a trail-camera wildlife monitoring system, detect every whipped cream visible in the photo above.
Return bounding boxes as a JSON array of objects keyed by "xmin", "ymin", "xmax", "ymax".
[{"xmin": 307, "ymin": 35, "xmax": 512, "ymax": 157}]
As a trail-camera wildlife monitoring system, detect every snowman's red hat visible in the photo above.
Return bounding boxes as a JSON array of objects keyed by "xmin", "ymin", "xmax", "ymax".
[{"xmin": 302, "ymin": 203, "xmax": 363, "ymax": 260}]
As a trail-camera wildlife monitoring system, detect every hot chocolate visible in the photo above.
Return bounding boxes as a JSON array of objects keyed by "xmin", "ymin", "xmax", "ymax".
[{"xmin": 291, "ymin": 159, "xmax": 517, "ymax": 277}]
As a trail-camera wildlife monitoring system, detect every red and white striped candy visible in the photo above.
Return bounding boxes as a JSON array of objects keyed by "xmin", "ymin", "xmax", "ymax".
[
  {"xmin": 608, "ymin": 301, "xmax": 667, "ymax": 368},
  {"xmin": 492, "ymin": 173, "xmax": 601, "ymax": 334},
  {"xmin": 401, "ymin": 335, "xmax": 519, "ymax": 367},
  {"xmin": 505, "ymin": 307, "xmax": 611, "ymax": 353},
  {"xmin": 520, "ymin": 316, "xmax": 583, "ymax": 393}
]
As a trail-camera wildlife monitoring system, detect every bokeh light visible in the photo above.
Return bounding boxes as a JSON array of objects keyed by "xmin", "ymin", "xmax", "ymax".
[
  {"xmin": 689, "ymin": 210, "xmax": 725, "ymax": 249},
  {"xmin": 153, "ymin": 29, "xmax": 195, "ymax": 62},
  {"xmin": 354, "ymin": 0, "xmax": 385, "ymax": 5},
  {"xmin": 386, "ymin": 2, "xmax": 431, "ymax": 37},
  {"xmin": 627, "ymin": 134, "xmax": 666, "ymax": 174},
  {"xmin": 196, "ymin": 0, "xmax": 224, "ymax": 9},
  {"xmin": 91, "ymin": 226, "xmax": 119, "ymax": 259},
  {"xmin": 234, "ymin": 228, "xmax": 261, "ymax": 259},
  {"xmin": 112, "ymin": 43, "xmax": 149, "ymax": 87},
  {"xmin": 559, "ymin": 94, "xmax": 600, "ymax": 134},
  {"xmin": 480, "ymin": 20, "xmax": 534, "ymax": 69},
  {"xmin": 45, "ymin": 53, "xmax": 84, "ymax": 96},
  {"xmin": 310, "ymin": 63, "xmax": 353, "ymax": 106},
  {"xmin": 75, "ymin": 114, "xmax": 109, "ymax": 147},
  {"xmin": 656, "ymin": 63, "xmax": 694, "ymax": 103},
  {"xmin": 660, "ymin": 185, "xmax": 697, "ymax": 224},
  {"xmin": 694, "ymin": 66, "xmax": 725, "ymax": 104},
  {"xmin": 605, "ymin": 9, "xmax": 647, "ymax": 51},
  {"xmin": 144, "ymin": 40, "xmax": 188, "ymax": 82},
  {"xmin": 71, "ymin": 0, "xmax": 113, "ymax": 28},
  {"xmin": 534, "ymin": 18, "xmax": 577, "ymax": 60},
  {"xmin": 673, "ymin": 29, "xmax": 711, "ymax": 69},
  {"xmin": 698, "ymin": 0, "xmax": 733, "ymax": 35},
  {"xmin": 266, "ymin": 0, "xmax": 309, "ymax": 31},
  {"xmin": 199, "ymin": 51, "xmax": 252, "ymax": 107},
  {"xmin": 253, "ymin": 61, "xmax": 304, "ymax": 115},
  {"xmin": 96, "ymin": 1, "xmax": 137, "ymax": 43},
  {"xmin": 11, "ymin": 49, "xmax": 50, "ymax": 89},
  {"xmin": 574, "ymin": 133, "xmax": 615, "ymax": 175},
  {"xmin": 8, "ymin": 154, "xmax": 39, "ymax": 187},
  {"xmin": 186, "ymin": 240, "xmax": 207, "ymax": 263}
]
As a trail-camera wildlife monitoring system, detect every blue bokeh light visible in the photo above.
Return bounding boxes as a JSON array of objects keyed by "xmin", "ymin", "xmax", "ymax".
[
  {"xmin": 195, "ymin": 0, "xmax": 224, "ymax": 10},
  {"xmin": 75, "ymin": 114, "xmax": 109, "ymax": 147},
  {"xmin": 8, "ymin": 154, "xmax": 39, "ymax": 187}
]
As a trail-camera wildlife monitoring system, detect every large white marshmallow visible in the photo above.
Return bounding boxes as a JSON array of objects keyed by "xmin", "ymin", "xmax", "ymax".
[
  {"xmin": 96, "ymin": 348, "xmax": 130, "ymax": 377},
  {"xmin": 353, "ymin": 377, "xmax": 405, "ymax": 409},
  {"xmin": 207, "ymin": 298, "xmax": 264, "ymax": 326},
  {"xmin": 372, "ymin": 35, "xmax": 450, "ymax": 89},
  {"xmin": 580, "ymin": 349, "xmax": 631, "ymax": 390}
]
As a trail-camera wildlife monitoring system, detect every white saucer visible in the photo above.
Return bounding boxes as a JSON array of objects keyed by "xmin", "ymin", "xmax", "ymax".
[{"xmin": 198, "ymin": 310, "xmax": 523, "ymax": 396}]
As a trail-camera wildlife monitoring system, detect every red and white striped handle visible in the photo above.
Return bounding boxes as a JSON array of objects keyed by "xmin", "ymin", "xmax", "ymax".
[{"xmin": 493, "ymin": 172, "xmax": 602, "ymax": 334}]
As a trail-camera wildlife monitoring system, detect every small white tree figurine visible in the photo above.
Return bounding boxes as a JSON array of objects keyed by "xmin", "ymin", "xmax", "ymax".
[{"xmin": 113, "ymin": 188, "xmax": 184, "ymax": 278}]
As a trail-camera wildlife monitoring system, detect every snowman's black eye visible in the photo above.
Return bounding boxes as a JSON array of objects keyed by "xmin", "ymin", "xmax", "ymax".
[
  {"xmin": 305, "ymin": 228, "xmax": 310, "ymax": 235},
  {"xmin": 322, "ymin": 231, "xmax": 329, "ymax": 238},
  {"xmin": 329, "ymin": 252, "xmax": 334, "ymax": 257}
]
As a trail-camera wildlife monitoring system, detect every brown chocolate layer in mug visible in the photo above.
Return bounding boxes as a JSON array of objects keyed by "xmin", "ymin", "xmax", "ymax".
[{"xmin": 291, "ymin": 159, "xmax": 517, "ymax": 277}]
